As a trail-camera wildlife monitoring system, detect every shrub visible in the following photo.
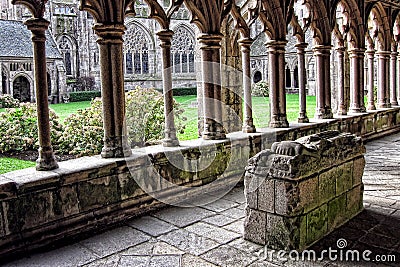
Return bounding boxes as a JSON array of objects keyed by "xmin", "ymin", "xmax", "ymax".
[
  {"xmin": 0, "ymin": 94, "xmax": 20, "ymax": 108},
  {"xmin": 58, "ymin": 98, "xmax": 103, "ymax": 156},
  {"xmin": 69, "ymin": 91, "xmax": 101, "ymax": 102},
  {"xmin": 0, "ymin": 103, "xmax": 64, "ymax": 153},
  {"xmin": 252, "ymin": 81, "xmax": 269, "ymax": 97},
  {"xmin": 58, "ymin": 87, "xmax": 187, "ymax": 156}
]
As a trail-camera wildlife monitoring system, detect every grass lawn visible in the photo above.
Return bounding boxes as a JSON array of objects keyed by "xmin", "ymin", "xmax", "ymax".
[
  {"xmin": 0, "ymin": 157, "xmax": 35, "ymax": 174},
  {"xmin": 50, "ymin": 101, "xmax": 91, "ymax": 122},
  {"xmin": 175, "ymin": 94, "xmax": 317, "ymax": 139}
]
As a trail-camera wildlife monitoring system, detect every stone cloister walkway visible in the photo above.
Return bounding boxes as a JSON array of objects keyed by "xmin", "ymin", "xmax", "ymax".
[{"xmin": 3, "ymin": 133, "xmax": 400, "ymax": 267}]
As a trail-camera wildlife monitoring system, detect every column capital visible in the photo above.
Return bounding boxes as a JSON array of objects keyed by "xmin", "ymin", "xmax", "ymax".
[
  {"xmin": 313, "ymin": 45, "xmax": 331, "ymax": 55},
  {"xmin": 198, "ymin": 33, "xmax": 223, "ymax": 49},
  {"xmin": 24, "ymin": 18, "xmax": 49, "ymax": 42},
  {"xmin": 93, "ymin": 23, "xmax": 125, "ymax": 44},
  {"xmin": 157, "ymin": 29, "xmax": 174, "ymax": 47},
  {"xmin": 238, "ymin": 37, "xmax": 253, "ymax": 49},
  {"xmin": 265, "ymin": 40, "xmax": 287, "ymax": 50},
  {"xmin": 376, "ymin": 51, "xmax": 391, "ymax": 58},
  {"xmin": 366, "ymin": 49, "xmax": 375, "ymax": 57},
  {"xmin": 390, "ymin": 51, "xmax": 398, "ymax": 58}
]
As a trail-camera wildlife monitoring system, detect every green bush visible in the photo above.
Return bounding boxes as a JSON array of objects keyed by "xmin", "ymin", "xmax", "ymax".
[
  {"xmin": 69, "ymin": 91, "xmax": 101, "ymax": 102},
  {"xmin": 156, "ymin": 87, "xmax": 197, "ymax": 96},
  {"xmin": 0, "ymin": 103, "xmax": 64, "ymax": 153},
  {"xmin": 58, "ymin": 87, "xmax": 187, "ymax": 156},
  {"xmin": 0, "ymin": 94, "xmax": 20, "ymax": 108},
  {"xmin": 252, "ymin": 81, "xmax": 269, "ymax": 97}
]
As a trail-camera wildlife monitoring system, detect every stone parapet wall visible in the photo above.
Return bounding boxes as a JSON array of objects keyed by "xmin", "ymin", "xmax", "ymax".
[
  {"xmin": 0, "ymin": 107, "xmax": 398, "ymax": 258},
  {"xmin": 244, "ymin": 131, "xmax": 365, "ymax": 250}
]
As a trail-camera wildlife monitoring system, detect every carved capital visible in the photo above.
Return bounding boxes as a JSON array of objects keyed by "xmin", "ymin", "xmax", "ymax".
[
  {"xmin": 198, "ymin": 33, "xmax": 223, "ymax": 49},
  {"xmin": 12, "ymin": 0, "xmax": 47, "ymax": 18},
  {"xmin": 93, "ymin": 23, "xmax": 125, "ymax": 44},
  {"xmin": 238, "ymin": 38, "xmax": 253, "ymax": 52},
  {"xmin": 157, "ymin": 29, "xmax": 174, "ymax": 48},
  {"xmin": 24, "ymin": 18, "xmax": 49, "ymax": 42},
  {"xmin": 80, "ymin": 0, "xmax": 134, "ymax": 24}
]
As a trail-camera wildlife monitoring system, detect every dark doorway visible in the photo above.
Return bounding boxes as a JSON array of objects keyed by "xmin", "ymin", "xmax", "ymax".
[
  {"xmin": 253, "ymin": 71, "xmax": 262, "ymax": 83},
  {"xmin": 13, "ymin": 76, "xmax": 30, "ymax": 102},
  {"xmin": 2, "ymin": 71, "xmax": 7, "ymax": 94}
]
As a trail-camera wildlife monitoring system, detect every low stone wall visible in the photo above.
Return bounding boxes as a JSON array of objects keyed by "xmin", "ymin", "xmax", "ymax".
[
  {"xmin": 0, "ymin": 107, "xmax": 399, "ymax": 259},
  {"xmin": 243, "ymin": 131, "xmax": 365, "ymax": 250}
]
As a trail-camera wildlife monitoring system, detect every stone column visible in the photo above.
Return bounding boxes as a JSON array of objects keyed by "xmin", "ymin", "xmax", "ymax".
[
  {"xmin": 157, "ymin": 30, "xmax": 179, "ymax": 146},
  {"xmin": 390, "ymin": 51, "xmax": 398, "ymax": 106},
  {"xmin": 296, "ymin": 43, "xmax": 309, "ymax": 122},
  {"xmin": 336, "ymin": 46, "xmax": 346, "ymax": 115},
  {"xmin": 198, "ymin": 33, "xmax": 226, "ymax": 139},
  {"xmin": 290, "ymin": 70, "xmax": 295, "ymax": 89},
  {"xmin": 348, "ymin": 49, "xmax": 366, "ymax": 113},
  {"xmin": 266, "ymin": 41, "xmax": 289, "ymax": 128},
  {"xmin": 94, "ymin": 24, "xmax": 132, "ymax": 157},
  {"xmin": 25, "ymin": 18, "xmax": 58, "ymax": 171},
  {"xmin": 313, "ymin": 45, "xmax": 333, "ymax": 119},
  {"xmin": 376, "ymin": 51, "xmax": 390, "ymax": 108},
  {"xmin": 239, "ymin": 38, "xmax": 256, "ymax": 133},
  {"xmin": 366, "ymin": 50, "xmax": 376, "ymax": 110}
]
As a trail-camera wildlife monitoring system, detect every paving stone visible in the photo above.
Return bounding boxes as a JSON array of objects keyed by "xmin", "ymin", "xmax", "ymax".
[
  {"xmin": 220, "ymin": 207, "xmax": 245, "ymax": 219},
  {"xmin": 82, "ymin": 254, "xmax": 120, "ymax": 267},
  {"xmin": 185, "ymin": 222, "xmax": 241, "ymax": 243},
  {"xmin": 359, "ymin": 233, "xmax": 398, "ymax": 251},
  {"xmin": 223, "ymin": 219, "xmax": 244, "ymax": 234},
  {"xmin": 152, "ymin": 206, "xmax": 215, "ymax": 227},
  {"xmin": 121, "ymin": 239, "xmax": 184, "ymax": 255},
  {"xmin": 202, "ymin": 214, "xmax": 238, "ymax": 227},
  {"xmin": 227, "ymin": 238, "xmax": 263, "ymax": 254},
  {"xmin": 222, "ymin": 188, "xmax": 246, "ymax": 204},
  {"xmin": 200, "ymin": 244, "xmax": 258, "ymax": 267},
  {"xmin": 200, "ymin": 198, "xmax": 240, "ymax": 212},
  {"xmin": 158, "ymin": 229, "xmax": 220, "ymax": 256},
  {"xmin": 79, "ymin": 226, "xmax": 150, "ymax": 257},
  {"xmin": 181, "ymin": 253, "xmax": 218, "ymax": 267},
  {"xmin": 3, "ymin": 244, "xmax": 98, "ymax": 267},
  {"xmin": 118, "ymin": 255, "xmax": 180, "ymax": 267},
  {"xmin": 127, "ymin": 215, "xmax": 178, "ymax": 237}
]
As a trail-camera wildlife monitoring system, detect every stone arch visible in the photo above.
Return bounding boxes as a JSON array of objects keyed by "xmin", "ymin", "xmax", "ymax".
[
  {"xmin": 123, "ymin": 21, "xmax": 154, "ymax": 75},
  {"xmin": 12, "ymin": 74, "xmax": 32, "ymax": 102},
  {"xmin": 258, "ymin": 0, "xmax": 287, "ymax": 40},
  {"xmin": 171, "ymin": 24, "xmax": 196, "ymax": 73},
  {"xmin": 366, "ymin": 3, "xmax": 391, "ymax": 51},
  {"xmin": 332, "ymin": 0, "xmax": 365, "ymax": 49}
]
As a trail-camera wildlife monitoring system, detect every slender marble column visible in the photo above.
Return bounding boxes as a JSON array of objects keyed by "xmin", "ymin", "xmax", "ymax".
[
  {"xmin": 94, "ymin": 24, "xmax": 132, "ymax": 157},
  {"xmin": 198, "ymin": 33, "xmax": 226, "ymax": 139},
  {"xmin": 239, "ymin": 38, "xmax": 256, "ymax": 133},
  {"xmin": 296, "ymin": 43, "xmax": 309, "ymax": 122},
  {"xmin": 348, "ymin": 49, "xmax": 366, "ymax": 113},
  {"xmin": 390, "ymin": 51, "xmax": 398, "ymax": 106},
  {"xmin": 25, "ymin": 18, "xmax": 58, "ymax": 170},
  {"xmin": 397, "ymin": 53, "xmax": 400, "ymax": 105},
  {"xmin": 266, "ymin": 41, "xmax": 289, "ymax": 128},
  {"xmin": 377, "ymin": 51, "xmax": 390, "ymax": 108},
  {"xmin": 313, "ymin": 45, "xmax": 333, "ymax": 119},
  {"xmin": 157, "ymin": 30, "xmax": 179, "ymax": 146},
  {"xmin": 366, "ymin": 50, "xmax": 376, "ymax": 110},
  {"xmin": 336, "ymin": 46, "xmax": 346, "ymax": 115}
]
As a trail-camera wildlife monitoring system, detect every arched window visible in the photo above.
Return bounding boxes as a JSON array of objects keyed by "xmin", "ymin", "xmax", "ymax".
[
  {"xmin": 58, "ymin": 36, "xmax": 74, "ymax": 76},
  {"xmin": 171, "ymin": 27, "xmax": 195, "ymax": 74},
  {"xmin": 124, "ymin": 24, "xmax": 150, "ymax": 75}
]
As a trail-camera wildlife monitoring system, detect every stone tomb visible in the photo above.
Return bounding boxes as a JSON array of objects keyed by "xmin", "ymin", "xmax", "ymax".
[{"xmin": 243, "ymin": 131, "xmax": 365, "ymax": 250}]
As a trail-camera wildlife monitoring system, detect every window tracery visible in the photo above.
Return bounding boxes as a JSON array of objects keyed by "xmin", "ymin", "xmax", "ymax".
[
  {"xmin": 124, "ymin": 25, "xmax": 150, "ymax": 75},
  {"xmin": 171, "ymin": 27, "xmax": 195, "ymax": 73}
]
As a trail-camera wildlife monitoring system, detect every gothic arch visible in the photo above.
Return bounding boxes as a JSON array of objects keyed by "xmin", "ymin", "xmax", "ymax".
[
  {"xmin": 300, "ymin": 0, "xmax": 332, "ymax": 45},
  {"xmin": 12, "ymin": 73, "xmax": 33, "ymax": 102},
  {"xmin": 124, "ymin": 21, "xmax": 154, "ymax": 75},
  {"xmin": 171, "ymin": 24, "xmax": 196, "ymax": 73},
  {"xmin": 366, "ymin": 3, "xmax": 391, "ymax": 51},
  {"xmin": 56, "ymin": 34, "xmax": 78, "ymax": 76}
]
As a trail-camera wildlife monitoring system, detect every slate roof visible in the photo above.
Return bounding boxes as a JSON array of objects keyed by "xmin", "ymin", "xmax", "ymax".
[{"xmin": 0, "ymin": 19, "xmax": 62, "ymax": 59}]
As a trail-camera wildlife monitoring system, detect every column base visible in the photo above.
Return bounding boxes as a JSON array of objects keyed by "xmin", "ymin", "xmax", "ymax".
[
  {"xmin": 297, "ymin": 112, "xmax": 309, "ymax": 123},
  {"xmin": 269, "ymin": 114, "xmax": 289, "ymax": 128},
  {"xmin": 315, "ymin": 108, "xmax": 333, "ymax": 119},
  {"xmin": 101, "ymin": 136, "xmax": 132, "ymax": 158},
  {"xmin": 378, "ymin": 103, "xmax": 390, "ymax": 108},
  {"xmin": 367, "ymin": 104, "xmax": 376, "ymax": 111},
  {"xmin": 391, "ymin": 101, "xmax": 399, "ymax": 106},
  {"xmin": 242, "ymin": 124, "xmax": 256, "ymax": 133},
  {"xmin": 337, "ymin": 106, "xmax": 347, "ymax": 116},
  {"xmin": 348, "ymin": 107, "xmax": 366, "ymax": 113},
  {"xmin": 162, "ymin": 138, "xmax": 179, "ymax": 147},
  {"xmin": 36, "ymin": 147, "xmax": 58, "ymax": 171}
]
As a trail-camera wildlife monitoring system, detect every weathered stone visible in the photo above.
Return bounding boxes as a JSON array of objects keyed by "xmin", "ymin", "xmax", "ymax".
[
  {"xmin": 0, "ymin": 177, "xmax": 17, "ymax": 200},
  {"xmin": 258, "ymin": 178, "xmax": 274, "ymax": 212},
  {"xmin": 307, "ymin": 204, "xmax": 328, "ymax": 246},
  {"xmin": 335, "ymin": 161, "xmax": 353, "ymax": 195},
  {"xmin": 275, "ymin": 180, "xmax": 300, "ymax": 215},
  {"xmin": 243, "ymin": 208, "xmax": 266, "ymax": 245},
  {"xmin": 77, "ymin": 176, "xmax": 120, "ymax": 211},
  {"xmin": 298, "ymin": 175, "xmax": 319, "ymax": 213},
  {"xmin": 319, "ymin": 169, "xmax": 336, "ymax": 203},
  {"xmin": 54, "ymin": 185, "xmax": 79, "ymax": 217},
  {"xmin": 346, "ymin": 184, "xmax": 364, "ymax": 217},
  {"xmin": 353, "ymin": 157, "xmax": 366, "ymax": 186},
  {"xmin": 327, "ymin": 194, "xmax": 347, "ymax": 230}
]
